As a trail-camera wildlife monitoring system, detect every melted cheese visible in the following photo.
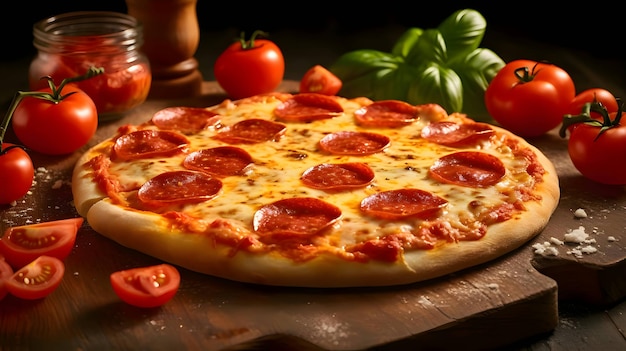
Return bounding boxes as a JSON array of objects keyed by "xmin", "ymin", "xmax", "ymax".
[{"xmin": 102, "ymin": 95, "xmax": 537, "ymax": 253}]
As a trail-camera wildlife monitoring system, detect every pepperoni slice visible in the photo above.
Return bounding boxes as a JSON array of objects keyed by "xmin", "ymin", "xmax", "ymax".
[
  {"xmin": 151, "ymin": 107, "xmax": 221, "ymax": 134},
  {"xmin": 301, "ymin": 163, "xmax": 375, "ymax": 191},
  {"xmin": 253, "ymin": 198, "xmax": 342, "ymax": 235},
  {"xmin": 354, "ymin": 100, "xmax": 419, "ymax": 128},
  {"xmin": 138, "ymin": 170, "xmax": 222, "ymax": 207},
  {"xmin": 274, "ymin": 93, "xmax": 343, "ymax": 122},
  {"xmin": 113, "ymin": 130, "xmax": 189, "ymax": 161},
  {"xmin": 429, "ymin": 151, "xmax": 506, "ymax": 188},
  {"xmin": 360, "ymin": 189, "xmax": 448, "ymax": 220},
  {"xmin": 183, "ymin": 146, "xmax": 253, "ymax": 178},
  {"xmin": 319, "ymin": 131, "xmax": 390, "ymax": 155},
  {"xmin": 421, "ymin": 121, "xmax": 495, "ymax": 147},
  {"xmin": 213, "ymin": 118, "xmax": 286, "ymax": 144}
]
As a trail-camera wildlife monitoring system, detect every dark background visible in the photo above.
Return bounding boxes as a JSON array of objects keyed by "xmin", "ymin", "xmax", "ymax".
[
  {"xmin": 4, "ymin": 1, "xmax": 623, "ymax": 60},
  {"xmin": 2, "ymin": 1, "xmax": 624, "ymax": 95}
]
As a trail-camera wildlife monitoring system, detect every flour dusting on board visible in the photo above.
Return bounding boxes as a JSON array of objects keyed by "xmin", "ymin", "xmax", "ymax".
[{"xmin": 532, "ymin": 207, "xmax": 621, "ymax": 259}]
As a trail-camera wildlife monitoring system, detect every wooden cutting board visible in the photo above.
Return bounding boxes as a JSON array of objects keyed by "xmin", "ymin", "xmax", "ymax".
[{"xmin": 1, "ymin": 82, "xmax": 624, "ymax": 351}]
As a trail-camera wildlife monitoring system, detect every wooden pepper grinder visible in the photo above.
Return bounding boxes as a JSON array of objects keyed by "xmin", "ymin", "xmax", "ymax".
[{"xmin": 125, "ymin": 0, "xmax": 203, "ymax": 99}]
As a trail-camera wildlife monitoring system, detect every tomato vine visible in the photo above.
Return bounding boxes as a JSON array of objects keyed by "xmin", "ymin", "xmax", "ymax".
[{"xmin": 560, "ymin": 98, "xmax": 624, "ymax": 140}]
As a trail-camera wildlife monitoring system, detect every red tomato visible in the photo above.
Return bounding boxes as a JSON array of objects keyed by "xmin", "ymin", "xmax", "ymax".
[
  {"xmin": 12, "ymin": 83, "xmax": 98, "ymax": 155},
  {"xmin": 485, "ymin": 59, "xmax": 575, "ymax": 138},
  {"xmin": 0, "ymin": 256, "xmax": 13, "ymax": 301},
  {"xmin": 0, "ymin": 143, "xmax": 35, "ymax": 205},
  {"xmin": 299, "ymin": 65, "xmax": 343, "ymax": 96},
  {"xmin": 5, "ymin": 255, "xmax": 65, "ymax": 300},
  {"xmin": 214, "ymin": 31, "xmax": 285, "ymax": 100},
  {"xmin": 0, "ymin": 218, "xmax": 83, "ymax": 269},
  {"xmin": 562, "ymin": 102, "xmax": 626, "ymax": 185},
  {"xmin": 110, "ymin": 263, "xmax": 180, "ymax": 308},
  {"xmin": 568, "ymin": 88, "xmax": 619, "ymax": 119}
]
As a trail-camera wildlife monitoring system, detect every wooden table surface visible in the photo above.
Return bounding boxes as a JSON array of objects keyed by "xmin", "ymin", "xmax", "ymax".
[
  {"xmin": 0, "ymin": 80, "xmax": 624, "ymax": 350},
  {"xmin": 1, "ymin": 5, "xmax": 626, "ymax": 350}
]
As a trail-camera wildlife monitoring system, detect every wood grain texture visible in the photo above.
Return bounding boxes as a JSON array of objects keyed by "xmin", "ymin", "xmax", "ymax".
[{"xmin": 1, "ymin": 82, "xmax": 624, "ymax": 350}]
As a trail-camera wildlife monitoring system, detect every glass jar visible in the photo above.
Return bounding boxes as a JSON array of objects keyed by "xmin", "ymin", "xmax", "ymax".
[{"xmin": 29, "ymin": 11, "xmax": 152, "ymax": 121}]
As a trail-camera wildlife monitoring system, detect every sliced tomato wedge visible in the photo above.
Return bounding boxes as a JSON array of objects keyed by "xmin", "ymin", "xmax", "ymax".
[
  {"xmin": 110, "ymin": 263, "xmax": 180, "ymax": 308},
  {"xmin": 0, "ymin": 256, "xmax": 14, "ymax": 301},
  {"xmin": 0, "ymin": 217, "xmax": 83, "ymax": 269},
  {"xmin": 299, "ymin": 65, "xmax": 343, "ymax": 96},
  {"xmin": 5, "ymin": 255, "xmax": 65, "ymax": 300}
]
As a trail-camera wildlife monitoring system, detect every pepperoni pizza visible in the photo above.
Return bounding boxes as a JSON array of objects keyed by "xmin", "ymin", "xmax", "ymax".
[{"xmin": 72, "ymin": 93, "xmax": 560, "ymax": 287}]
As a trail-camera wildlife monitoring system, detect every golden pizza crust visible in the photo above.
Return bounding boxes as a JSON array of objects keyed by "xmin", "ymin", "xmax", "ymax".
[
  {"xmin": 85, "ymin": 198, "xmax": 422, "ymax": 287},
  {"xmin": 72, "ymin": 148, "xmax": 108, "ymax": 218}
]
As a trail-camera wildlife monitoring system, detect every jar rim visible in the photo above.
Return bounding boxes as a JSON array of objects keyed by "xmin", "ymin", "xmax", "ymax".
[
  {"xmin": 32, "ymin": 11, "xmax": 143, "ymax": 54},
  {"xmin": 33, "ymin": 11, "xmax": 141, "ymax": 38}
]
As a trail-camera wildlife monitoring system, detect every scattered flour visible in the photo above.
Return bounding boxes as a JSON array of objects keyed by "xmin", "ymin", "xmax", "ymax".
[
  {"xmin": 532, "ymin": 225, "xmax": 605, "ymax": 259},
  {"xmin": 573, "ymin": 208, "xmax": 588, "ymax": 218}
]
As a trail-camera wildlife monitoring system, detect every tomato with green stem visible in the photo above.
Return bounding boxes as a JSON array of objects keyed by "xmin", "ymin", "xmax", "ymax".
[
  {"xmin": 560, "ymin": 99, "xmax": 626, "ymax": 185},
  {"xmin": 214, "ymin": 30, "xmax": 285, "ymax": 100},
  {"xmin": 10, "ymin": 67, "xmax": 103, "ymax": 155},
  {"xmin": 110, "ymin": 263, "xmax": 180, "ymax": 308},
  {"xmin": 485, "ymin": 59, "xmax": 575, "ymax": 137},
  {"xmin": 5, "ymin": 255, "xmax": 65, "ymax": 300},
  {"xmin": 0, "ymin": 218, "xmax": 84, "ymax": 269}
]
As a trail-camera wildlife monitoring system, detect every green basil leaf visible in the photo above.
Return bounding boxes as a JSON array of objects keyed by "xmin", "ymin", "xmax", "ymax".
[
  {"xmin": 438, "ymin": 9, "xmax": 486, "ymax": 61},
  {"xmin": 391, "ymin": 27, "xmax": 423, "ymax": 57},
  {"xmin": 407, "ymin": 63, "xmax": 463, "ymax": 113},
  {"xmin": 336, "ymin": 63, "xmax": 420, "ymax": 101},
  {"xmin": 330, "ymin": 50, "xmax": 402, "ymax": 81},
  {"xmin": 405, "ymin": 29, "xmax": 446, "ymax": 66},
  {"xmin": 331, "ymin": 50, "xmax": 408, "ymax": 99},
  {"xmin": 449, "ymin": 48, "xmax": 505, "ymax": 121}
]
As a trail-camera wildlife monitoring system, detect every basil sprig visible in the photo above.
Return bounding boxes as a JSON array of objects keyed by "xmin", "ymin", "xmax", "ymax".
[{"xmin": 330, "ymin": 9, "xmax": 504, "ymax": 121}]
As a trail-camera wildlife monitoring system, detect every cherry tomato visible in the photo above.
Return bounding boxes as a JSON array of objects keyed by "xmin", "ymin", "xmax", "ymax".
[
  {"xmin": 5, "ymin": 255, "xmax": 65, "ymax": 300},
  {"xmin": 0, "ymin": 218, "xmax": 84, "ymax": 269},
  {"xmin": 485, "ymin": 59, "xmax": 575, "ymax": 138},
  {"xmin": 0, "ymin": 143, "xmax": 35, "ymax": 205},
  {"xmin": 12, "ymin": 83, "xmax": 98, "ymax": 155},
  {"xmin": 300, "ymin": 65, "xmax": 343, "ymax": 96},
  {"xmin": 568, "ymin": 88, "xmax": 619, "ymax": 119},
  {"xmin": 214, "ymin": 31, "xmax": 285, "ymax": 100},
  {"xmin": 110, "ymin": 263, "xmax": 180, "ymax": 308},
  {"xmin": 0, "ymin": 256, "xmax": 13, "ymax": 301},
  {"xmin": 560, "ymin": 101, "xmax": 626, "ymax": 185}
]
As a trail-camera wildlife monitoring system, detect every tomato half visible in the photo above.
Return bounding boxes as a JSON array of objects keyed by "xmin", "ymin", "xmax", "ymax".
[
  {"xmin": 110, "ymin": 263, "xmax": 180, "ymax": 308},
  {"xmin": 0, "ymin": 256, "xmax": 14, "ymax": 301},
  {"xmin": 568, "ymin": 88, "xmax": 619, "ymax": 119},
  {"xmin": 0, "ymin": 218, "xmax": 83, "ymax": 269},
  {"xmin": 485, "ymin": 59, "xmax": 575, "ymax": 138},
  {"xmin": 12, "ymin": 84, "xmax": 98, "ymax": 155},
  {"xmin": 214, "ymin": 32, "xmax": 285, "ymax": 100},
  {"xmin": 299, "ymin": 65, "xmax": 343, "ymax": 96},
  {"xmin": 0, "ymin": 143, "xmax": 35, "ymax": 205},
  {"xmin": 5, "ymin": 255, "xmax": 65, "ymax": 300}
]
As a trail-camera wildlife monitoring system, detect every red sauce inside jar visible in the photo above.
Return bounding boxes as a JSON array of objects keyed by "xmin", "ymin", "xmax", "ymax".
[{"xmin": 29, "ymin": 11, "xmax": 152, "ymax": 120}]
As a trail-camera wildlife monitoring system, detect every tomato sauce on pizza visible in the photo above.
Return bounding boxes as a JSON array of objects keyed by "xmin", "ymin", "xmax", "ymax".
[{"xmin": 72, "ymin": 92, "xmax": 560, "ymax": 287}]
